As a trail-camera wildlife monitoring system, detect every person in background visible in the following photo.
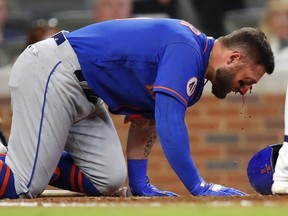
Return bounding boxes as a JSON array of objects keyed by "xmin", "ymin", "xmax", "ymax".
[
  {"xmin": 192, "ymin": 0, "xmax": 244, "ymax": 38},
  {"xmin": 92, "ymin": 0, "xmax": 132, "ymax": 22},
  {"xmin": 133, "ymin": 0, "xmax": 176, "ymax": 18},
  {"xmin": 25, "ymin": 18, "xmax": 60, "ymax": 46},
  {"xmin": 0, "ymin": 0, "xmax": 8, "ymax": 44},
  {"xmin": 132, "ymin": 0, "xmax": 200, "ymax": 25},
  {"xmin": 0, "ymin": 18, "xmax": 59, "ymax": 96},
  {"xmin": 260, "ymin": 0, "xmax": 288, "ymax": 73},
  {"xmin": 0, "ymin": 0, "xmax": 26, "ymax": 44}
]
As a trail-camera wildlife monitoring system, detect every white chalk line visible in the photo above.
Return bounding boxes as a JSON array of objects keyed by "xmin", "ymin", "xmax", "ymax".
[
  {"xmin": 0, "ymin": 191, "xmax": 282, "ymax": 208},
  {"xmin": 0, "ymin": 200, "xmax": 281, "ymax": 208}
]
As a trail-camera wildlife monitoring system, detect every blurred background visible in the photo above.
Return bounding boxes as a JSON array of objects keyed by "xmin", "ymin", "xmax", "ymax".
[{"xmin": 0, "ymin": 0, "xmax": 287, "ymax": 195}]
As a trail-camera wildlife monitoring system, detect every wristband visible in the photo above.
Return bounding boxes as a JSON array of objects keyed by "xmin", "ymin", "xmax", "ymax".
[{"xmin": 127, "ymin": 159, "xmax": 148, "ymax": 192}]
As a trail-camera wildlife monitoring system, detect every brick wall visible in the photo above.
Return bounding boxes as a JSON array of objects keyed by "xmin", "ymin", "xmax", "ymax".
[{"xmin": 0, "ymin": 93, "xmax": 285, "ymax": 195}]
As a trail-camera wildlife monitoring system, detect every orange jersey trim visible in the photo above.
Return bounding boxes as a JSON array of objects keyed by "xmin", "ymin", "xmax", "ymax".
[
  {"xmin": 124, "ymin": 114, "xmax": 144, "ymax": 124},
  {"xmin": 154, "ymin": 86, "xmax": 188, "ymax": 106}
]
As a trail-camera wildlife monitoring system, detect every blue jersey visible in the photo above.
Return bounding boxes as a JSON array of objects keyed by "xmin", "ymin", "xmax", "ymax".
[{"xmin": 66, "ymin": 19, "xmax": 214, "ymax": 118}]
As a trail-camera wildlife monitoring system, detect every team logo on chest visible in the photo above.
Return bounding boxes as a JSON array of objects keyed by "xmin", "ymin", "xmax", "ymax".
[{"xmin": 186, "ymin": 77, "xmax": 197, "ymax": 96}]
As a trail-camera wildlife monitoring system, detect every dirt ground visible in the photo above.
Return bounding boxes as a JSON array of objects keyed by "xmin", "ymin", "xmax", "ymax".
[{"xmin": 1, "ymin": 193, "xmax": 288, "ymax": 206}]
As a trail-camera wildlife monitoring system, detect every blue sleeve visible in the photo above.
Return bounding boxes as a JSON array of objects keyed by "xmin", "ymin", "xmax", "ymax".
[
  {"xmin": 155, "ymin": 92, "xmax": 202, "ymax": 192},
  {"xmin": 154, "ymin": 43, "xmax": 202, "ymax": 107}
]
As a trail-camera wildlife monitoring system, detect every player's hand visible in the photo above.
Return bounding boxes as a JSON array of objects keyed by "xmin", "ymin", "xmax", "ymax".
[
  {"xmin": 129, "ymin": 176, "xmax": 178, "ymax": 197},
  {"xmin": 191, "ymin": 180, "xmax": 247, "ymax": 196}
]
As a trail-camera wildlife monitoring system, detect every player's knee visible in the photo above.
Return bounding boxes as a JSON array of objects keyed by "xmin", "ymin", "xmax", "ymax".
[{"xmin": 101, "ymin": 166, "xmax": 127, "ymax": 195}]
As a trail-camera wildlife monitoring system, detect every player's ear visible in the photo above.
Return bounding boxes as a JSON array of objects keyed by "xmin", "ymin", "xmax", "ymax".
[{"xmin": 227, "ymin": 50, "xmax": 241, "ymax": 65}]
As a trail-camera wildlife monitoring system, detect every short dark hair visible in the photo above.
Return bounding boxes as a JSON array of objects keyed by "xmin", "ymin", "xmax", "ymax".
[{"xmin": 218, "ymin": 27, "xmax": 275, "ymax": 75}]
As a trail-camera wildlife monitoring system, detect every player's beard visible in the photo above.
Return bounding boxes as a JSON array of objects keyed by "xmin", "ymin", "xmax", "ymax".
[{"xmin": 212, "ymin": 67, "xmax": 236, "ymax": 99}]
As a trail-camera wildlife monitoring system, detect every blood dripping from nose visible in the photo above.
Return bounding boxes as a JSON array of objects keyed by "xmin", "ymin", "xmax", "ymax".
[
  {"xmin": 240, "ymin": 86, "xmax": 252, "ymax": 96},
  {"xmin": 240, "ymin": 86, "xmax": 252, "ymax": 108}
]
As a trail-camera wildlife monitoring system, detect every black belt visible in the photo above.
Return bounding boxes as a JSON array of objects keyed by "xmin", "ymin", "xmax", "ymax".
[
  {"xmin": 52, "ymin": 31, "xmax": 67, "ymax": 46},
  {"xmin": 75, "ymin": 70, "xmax": 99, "ymax": 104},
  {"xmin": 52, "ymin": 32, "xmax": 98, "ymax": 103},
  {"xmin": 51, "ymin": 32, "xmax": 86, "ymax": 83},
  {"xmin": 51, "ymin": 32, "xmax": 85, "ymax": 82},
  {"xmin": 75, "ymin": 70, "xmax": 86, "ymax": 82}
]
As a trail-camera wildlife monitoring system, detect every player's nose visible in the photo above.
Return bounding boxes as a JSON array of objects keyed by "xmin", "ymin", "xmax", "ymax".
[{"xmin": 239, "ymin": 85, "xmax": 252, "ymax": 95}]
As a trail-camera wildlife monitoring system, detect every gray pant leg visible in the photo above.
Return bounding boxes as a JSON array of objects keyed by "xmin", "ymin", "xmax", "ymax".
[
  {"xmin": 65, "ymin": 99, "xmax": 127, "ymax": 195},
  {"xmin": 6, "ymin": 39, "xmax": 94, "ymax": 198}
]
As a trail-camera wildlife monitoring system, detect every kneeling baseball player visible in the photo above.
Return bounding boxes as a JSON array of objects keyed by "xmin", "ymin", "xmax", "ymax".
[{"xmin": 0, "ymin": 18, "xmax": 274, "ymax": 198}]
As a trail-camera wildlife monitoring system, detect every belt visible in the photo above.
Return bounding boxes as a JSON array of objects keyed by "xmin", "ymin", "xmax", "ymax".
[
  {"xmin": 51, "ymin": 32, "xmax": 86, "ymax": 83},
  {"xmin": 75, "ymin": 70, "xmax": 98, "ymax": 104},
  {"xmin": 52, "ymin": 31, "xmax": 98, "ymax": 103},
  {"xmin": 51, "ymin": 31, "xmax": 68, "ymax": 46},
  {"xmin": 74, "ymin": 70, "xmax": 86, "ymax": 82}
]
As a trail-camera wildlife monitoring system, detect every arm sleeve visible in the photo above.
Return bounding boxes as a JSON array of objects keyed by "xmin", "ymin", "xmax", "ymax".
[
  {"xmin": 155, "ymin": 92, "xmax": 202, "ymax": 192},
  {"xmin": 153, "ymin": 42, "xmax": 202, "ymax": 107}
]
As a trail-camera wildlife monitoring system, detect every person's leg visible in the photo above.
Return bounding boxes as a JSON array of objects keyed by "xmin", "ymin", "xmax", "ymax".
[
  {"xmin": 59, "ymin": 99, "xmax": 127, "ymax": 196},
  {"xmin": 272, "ymin": 84, "xmax": 288, "ymax": 194},
  {"xmin": 49, "ymin": 151, "xmax": 101, "ymax": 195},
  {"xmin": 272, "ymin": 143, "xmax": 288, "ymax": 194},
  {"xmin": 0, "ymin": 155, "xmax": 17, "ymax": 198},
  {"xmin": 4, "ymin": 37, "xmax": 88, "ymax": 198},
  {"xmin": 1, "ymin": 149, "xmax": 101, "ymax": 197}
]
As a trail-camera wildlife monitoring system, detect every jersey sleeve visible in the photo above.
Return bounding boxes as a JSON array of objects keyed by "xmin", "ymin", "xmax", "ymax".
[
  {"xmin": 153, "ymin": 42, "xmax": 202, "ymax": 107},
  {"xmin": 155, "ymin": 92, "xmax": 202, "ymax": 192}
]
